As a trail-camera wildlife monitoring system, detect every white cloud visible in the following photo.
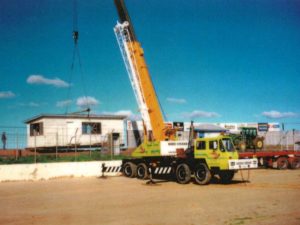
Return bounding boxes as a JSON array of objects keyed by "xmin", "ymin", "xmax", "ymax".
[
  {"xmin": 102, "ymin": 110, "xmax": 141, "ymax": 120},
  {"xmin": 166, "ymin": 97, "xmax": 186, "ymax": 104},
  {"xmin": 27, "ymin": 75, "xmax": 70, "ymax": 88},
  {"xmin": 262, "ymin": 110, "xmax": 298, "ymax": 119},
  {"xmin": 19, "ymin": 102, "xmax": 40, "ymax": 107},
  {"xmin": 182, "ymin": 110, "xmax": 221, "ymax": 119},
  {"xmin": 76, "ymin": 96, "xmax": 99, "ymax": 108},
  {"xmin": 113, "ymin": 110, "xmax": 133, "ymax": 116},
  {"xmin": 56, "ymin": 100, "xmax": 73, "ymax": 107},
  {"xmin": 29, "ymin": 102, "xmax": 40, "ymax": 107},
  {"xmin": 0, "ymin": 91, "xmax": 15, "ymax": 99}
]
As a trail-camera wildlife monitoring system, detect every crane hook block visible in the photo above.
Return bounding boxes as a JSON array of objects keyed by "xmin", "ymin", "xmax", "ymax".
[{"xmin": 73, "ymin": 31, "xmax": 79, "ymax": 44}]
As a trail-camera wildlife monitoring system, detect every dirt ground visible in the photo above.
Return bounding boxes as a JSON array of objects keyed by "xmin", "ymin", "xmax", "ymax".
[{"xmin": 0, "ymin": 169, "xmax": 299, "ymax": 225}]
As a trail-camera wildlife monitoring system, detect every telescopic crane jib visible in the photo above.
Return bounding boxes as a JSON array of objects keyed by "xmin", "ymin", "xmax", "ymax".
[{"xmin": 114, "ymin": 0, "xmax": 176, "ymax": 142}]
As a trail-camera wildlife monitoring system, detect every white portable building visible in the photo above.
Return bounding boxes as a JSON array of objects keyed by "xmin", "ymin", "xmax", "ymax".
[{"xmin": 25, "ymin": 114, "xmax": 127, "ymax": 150}]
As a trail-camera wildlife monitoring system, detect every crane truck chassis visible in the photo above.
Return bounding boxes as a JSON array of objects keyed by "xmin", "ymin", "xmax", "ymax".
[
  {"xmin": 113, "ymin": 0, "xmax": 257, "ymax": 185},
  {"xmin": 122, "ymin": 135, "xmax": 258, "ymax": 184}
]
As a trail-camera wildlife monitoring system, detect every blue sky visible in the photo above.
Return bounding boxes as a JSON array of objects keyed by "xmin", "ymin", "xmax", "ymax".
[{"xmin": 0, "ymin": 0, "xmax": 299, "ymax": 130}]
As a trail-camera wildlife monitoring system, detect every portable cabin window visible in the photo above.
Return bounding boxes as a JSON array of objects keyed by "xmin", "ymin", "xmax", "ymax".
[
  {"xmin": 30, "ymin": 122, "xmax": 44, "ymax": 136},
  {"xmin": 82, "ymin": 122, "xmax": 101, "ymax": 134},
  {"xmin": 196, "ymin": 141, "xmax": 206, "ymax": 150}
]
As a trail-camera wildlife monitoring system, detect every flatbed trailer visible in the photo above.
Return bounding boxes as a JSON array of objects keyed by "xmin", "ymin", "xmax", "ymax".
[{"xmin": 239, "ymin": 150, "xmax": 300, "ymax": 169}]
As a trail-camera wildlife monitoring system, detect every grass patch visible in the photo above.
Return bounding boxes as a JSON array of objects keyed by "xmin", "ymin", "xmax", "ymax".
[{"xmin": 230, "ymin": 217, "xmax": 252, "ymax": 225}]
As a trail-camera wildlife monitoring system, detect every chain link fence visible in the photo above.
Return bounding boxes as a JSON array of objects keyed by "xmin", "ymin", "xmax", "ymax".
[
  {"xmin": 0, "ymin": 126, "xmax": 129, "ymax": 163},
  {"xmin": 1, "ymin": 126, "xmax": 300, "ymax": 152},
  {"xmin": 0, "ymin": 126, "xmax": 130, "ymax": 163},
  {"xmin": 0, "ymin": 126, "xmax": 27, "ymax": 150}
]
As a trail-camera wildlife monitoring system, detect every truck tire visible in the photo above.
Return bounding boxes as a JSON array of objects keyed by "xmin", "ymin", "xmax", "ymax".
[
  {"xmin": 194, "ymin": 163, "xmax": 211, "ymax": 185},
  {"xmin": 289, "ymin": 157, "xmax": 300, "ymax": 169},
  {"xmin": 254, "ymin": 138, "xmax": 264, "ymax": 150},
  {"xmin": 123, "ymin": 162, "xmax": 137, "ymax": 178},
  {"xmin": 176, "ymin": 163, "xmax": 191, "ymax": 184},
  {"xmin": 219, "ymin": 170, "xmax": 235, "ymax": 184},
  {"xmin": 276, "ymin": 157, "xmax": 288, "ymax": 170},
  {"xmin": 136, "ymin": 163, "xmax": 149, "ymax": 180}
]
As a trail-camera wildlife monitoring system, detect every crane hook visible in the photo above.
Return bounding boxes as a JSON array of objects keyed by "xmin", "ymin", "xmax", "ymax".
[{"xmin": 73, "ymin": 30, "xmax": 79, "ymax": 45}]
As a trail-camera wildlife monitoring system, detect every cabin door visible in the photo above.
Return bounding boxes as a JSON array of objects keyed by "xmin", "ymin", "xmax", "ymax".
[{"xmin": 66, "ymin": 121, "xmax": 76, "ymax": 146}]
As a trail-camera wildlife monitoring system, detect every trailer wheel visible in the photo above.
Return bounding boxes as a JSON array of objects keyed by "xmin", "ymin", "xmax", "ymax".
[
  {"xmin": 176, "ymin": 163, "xmax": 191, "ymax": 184},
  {"xmin": 136, "ymin": 163, "xmax": 149, "ymax": 179},
  {"xmin": 289, "ymin": 157, "xmax": 300, "ymax": 169},
  {"xmin": 276, "ymin": 157, "xmax": 288, "ymax": 170},
  {"xmin": 219, "ymin": 170, "xmax": 235, "ymax": 184},
  {"xmin": 123, "ymin": 162, "xmax": 137, "ymax": 178},
  {"xmin": 194, "ymin": 163, "xmax": 211, "ymax": 185}
]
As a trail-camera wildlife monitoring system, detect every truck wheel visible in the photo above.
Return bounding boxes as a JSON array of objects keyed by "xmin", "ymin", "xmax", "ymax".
[
  {"xmin": 176, "ymin": 163, "xmax": 191, "ymax": 184},
  {"xmin": 289, "ymin": 157, "xmax": 300, "ymax": 169},
  {"xmin": 194, "ymin": 163, "xmax": 211, "ymax": 185},
  {"xmin": 123, "ymin": 162, "xmax": 137, "ymax": 178},
  {"xmin": 136, "ymin": 163, "xmax": 149, "ymax": 179},
  {"xmin": 276, "ymin": 157, "xmax": 288, "ymax": 170},
  {"xmin": 219, "ymin": 170, "xmax": 235, "ymax": 184},
  {"xmin": 254, "ymin": 138, "xmax": 263, "ymax": 150}
]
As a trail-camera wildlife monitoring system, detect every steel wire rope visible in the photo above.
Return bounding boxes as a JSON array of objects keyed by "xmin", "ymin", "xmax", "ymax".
[
  {"xmin": 65, "ymin": 46, "xmax": 76, "ymax": 114},
  {"xmin": 75, "ymin": 46, "xmax": 90, "ymax": 111},
  {"xmin": 65, "ymin": 0, "xmax": 90, "ymax": 115}
]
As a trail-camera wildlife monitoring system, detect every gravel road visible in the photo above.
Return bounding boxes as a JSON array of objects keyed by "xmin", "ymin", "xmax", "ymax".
[{"xmin": 0, "ymin": 169, "xmax": 299, "ymax": 225}]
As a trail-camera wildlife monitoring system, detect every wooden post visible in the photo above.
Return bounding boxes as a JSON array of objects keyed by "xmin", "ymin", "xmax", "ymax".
[
  {"xmin": 16, "ymin": 131, "xmax": 19, "ymax": 160},
  {"xmin": 34, "ymin": 131, "xmax": 37, "ymax": 164},
  {"xmin": 89, "ymin": 132, "xmax": 92, "ymax": 158},
  {"xmin": 56, "ymin": 132, "xmax": 58, "ymax": 161}
]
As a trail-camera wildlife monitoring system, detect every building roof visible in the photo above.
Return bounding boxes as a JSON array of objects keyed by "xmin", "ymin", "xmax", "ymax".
[
  {"xmin": 24, "ymin": 114, "xmax": 128, "ymax": 124},
  {"xmin": 194, "ymin": 124, "xmax": 227, "ymax": 132}
]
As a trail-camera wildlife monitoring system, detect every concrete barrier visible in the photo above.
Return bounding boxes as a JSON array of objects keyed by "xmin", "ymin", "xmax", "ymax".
[{"xmin": 0, "ymin": 160, "xmax": 122, "ymax": 182}]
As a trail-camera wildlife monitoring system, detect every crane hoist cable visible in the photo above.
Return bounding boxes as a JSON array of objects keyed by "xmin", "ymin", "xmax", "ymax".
[
  {"xmin": 72, "ymin": 0, "xmax": 78, "ymax": 43},
  {"xmin": 65, "ymin": 0, "xmax": 90, "ymax": 115}
]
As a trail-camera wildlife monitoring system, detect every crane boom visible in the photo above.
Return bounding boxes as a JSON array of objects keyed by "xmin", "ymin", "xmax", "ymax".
[{"xmin": 114, "ymin": 0, "xmax": 173, "ymax": 141}]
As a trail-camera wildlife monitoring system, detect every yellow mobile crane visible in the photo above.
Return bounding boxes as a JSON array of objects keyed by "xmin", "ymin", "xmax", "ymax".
[
  {"xmin": 114, "ymin": 0, "xmax": 257, "ymax": 184},
  {"xmin": 114, "ymin": 0, "xmax": 175, "ymax": 143}
]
